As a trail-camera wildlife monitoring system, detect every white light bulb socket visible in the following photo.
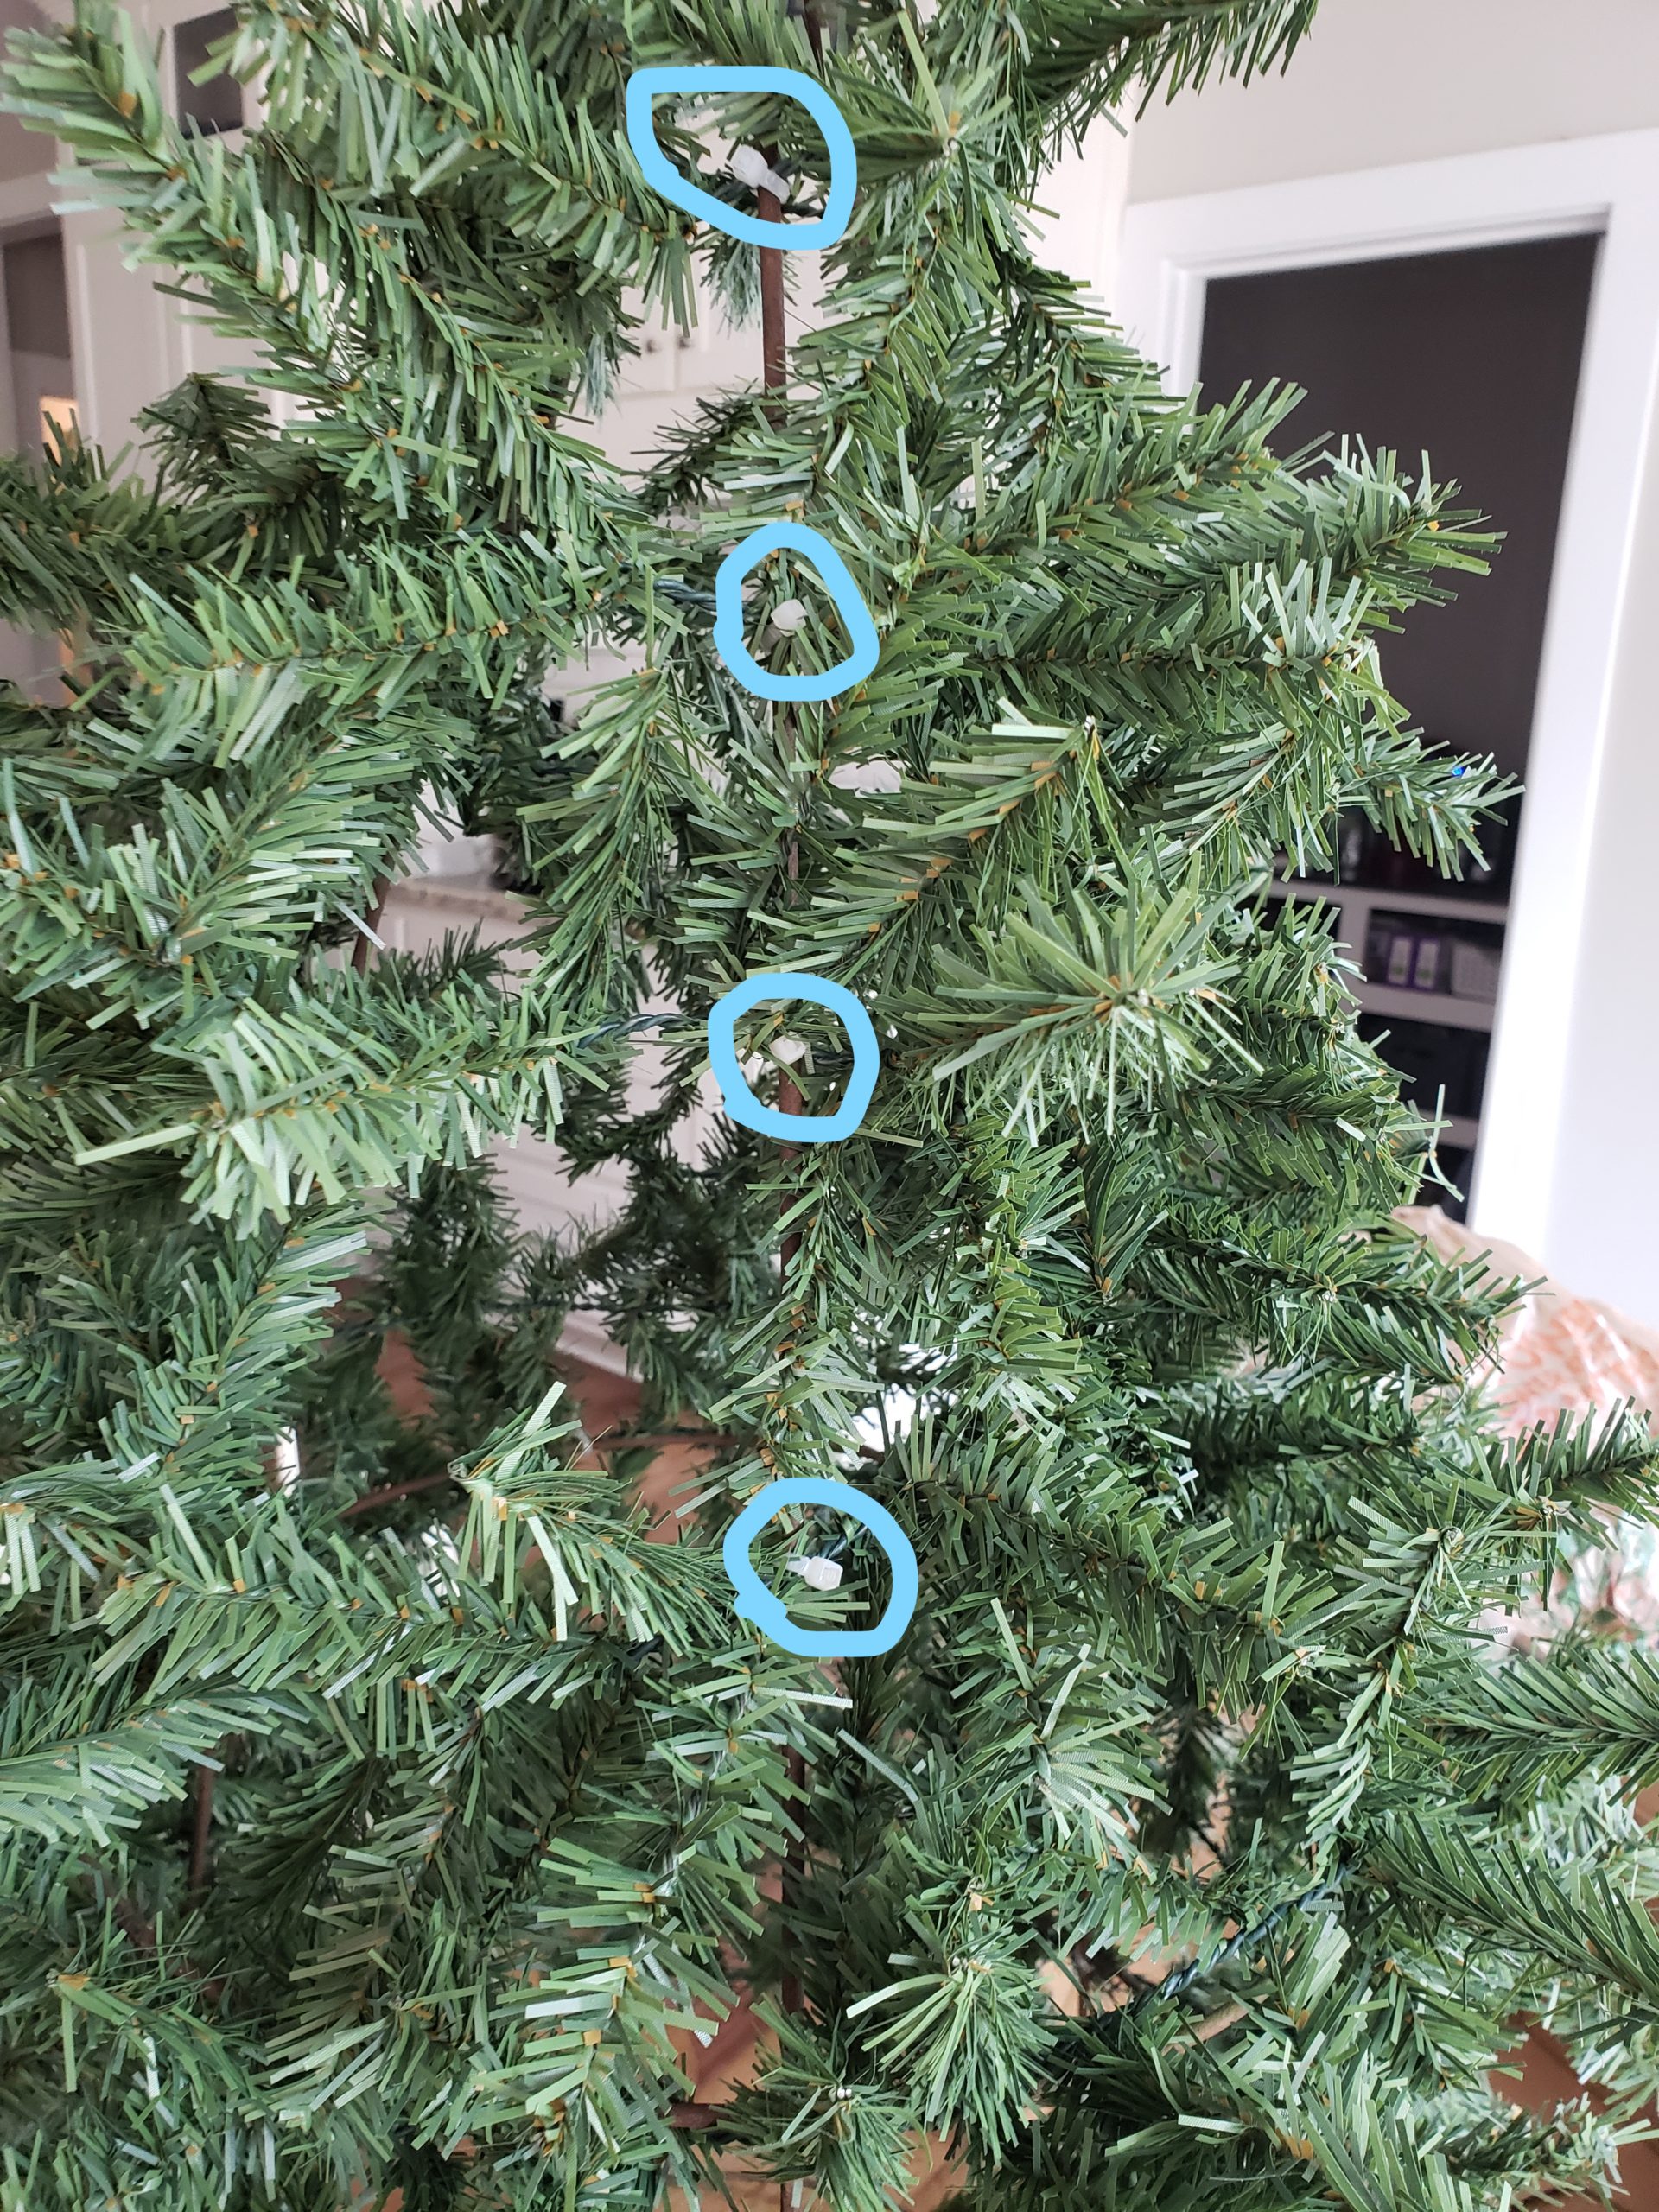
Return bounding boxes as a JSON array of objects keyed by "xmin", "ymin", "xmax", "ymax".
[
  {"xmin": 788, "ymin": 1555, "xmax": 844, "ymax": 1592},
  {"xmin": 729, "ymin": 144, "xmax": 792, "ymax": 199}
]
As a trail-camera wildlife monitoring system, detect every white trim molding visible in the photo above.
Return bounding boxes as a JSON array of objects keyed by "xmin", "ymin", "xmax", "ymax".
[
  {"xmin": 0, "ymin": 174, "xmax": 58, "ymax": 233},
  {"xmin": 1117, "ymin": 132, "xmax": 1659, "ymax": 1270}
]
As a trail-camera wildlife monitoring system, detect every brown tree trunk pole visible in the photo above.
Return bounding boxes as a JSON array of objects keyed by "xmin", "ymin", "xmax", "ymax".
[
  {"xmin": 352, "ymin": 879, "xmax": 390, "ymax": 972},
  {"xmin": 754, "ymin": 175, "xmax": 808, "ymax": 1163},
  {"xmin": 758, "ymin": 184, "xmax": 791, "ymax": 397},
  {"xmin": 188, "ymin": 1764, "xmax": 215, "ymax": 1903},
  {"xmin": 758, "ymin": 142, "xmax": 810, "ymax": 2149}
]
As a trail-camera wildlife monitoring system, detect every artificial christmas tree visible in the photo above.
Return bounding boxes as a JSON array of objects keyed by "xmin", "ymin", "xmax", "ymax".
[{"xmin": 5, "ymin": 3, "xmax": 1659, "ymax": 2209}]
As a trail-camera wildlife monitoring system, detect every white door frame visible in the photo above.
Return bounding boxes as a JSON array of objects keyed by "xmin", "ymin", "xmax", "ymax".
[{"xmin": 1117, "ymin": 132, "xmax": 1659, "ymax": 1264}]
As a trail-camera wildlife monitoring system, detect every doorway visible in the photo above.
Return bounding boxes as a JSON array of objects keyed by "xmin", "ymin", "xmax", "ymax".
[
  {"xmin": 1117, "ymin": 136, "xmax": 1659, "ymax": 1273},
  {"xmin": 1196, "ymin": 232, "xmax": 1597, "ymax": 1218}
]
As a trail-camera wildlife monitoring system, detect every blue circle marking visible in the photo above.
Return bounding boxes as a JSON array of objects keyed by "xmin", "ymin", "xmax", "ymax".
[
  {"xmin": 722, "ymin": 1478, "xmax": 918, "ymax": 1659},
  {"xmin": 624, "ymin": 66, "xmax": 857, "ymax": 251},
  {"xmin": 713, "ymin": 523, "xmax": 880, "ymax": 704},
  {"xmin": 708, "ymin": 971, "xmax": 879, "ymax": 1143}
]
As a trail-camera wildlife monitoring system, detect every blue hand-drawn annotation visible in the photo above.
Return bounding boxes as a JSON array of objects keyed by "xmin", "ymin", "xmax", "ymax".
[
  {"xmin": 723, "ymin": 1477, "xmax": 919, "ymax": 1658},
  {"xmin": 714, "ymin": 523, "xmax": 880, "ymax": 704},
  {"xmin": 624, "ymin": 65, "xmax": 857, "ymax": 251},
  {"xmin": 708, "ymin": 971, "xmax": 880, "ymax": 1144},
  {"xmin": 626, "ymin": 66, "xmax": 912, "ymax": 1661}
]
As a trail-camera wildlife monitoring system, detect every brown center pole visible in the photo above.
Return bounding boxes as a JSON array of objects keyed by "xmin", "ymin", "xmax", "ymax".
[
  {"xmin": 188, "ymin": 1764, "xmax": 215, "ymax": 1903},
  {"xmin": 755, "ymin": 179, "xmax": 807, "ymax": 1198},
  {"xmin": 352, "ymin": 878, "xmax": 391, "ymax": 973},
  {"xmin": 757, "ymin": 150, "xmax": 810, "ymax": 2164},
  {"xmin": 759, "ymin": 7, "xmax": 827, "ymax": 2167},
  {"xmin": 758, "ymin": 180, "xmax": 791, "ymax": 397}
]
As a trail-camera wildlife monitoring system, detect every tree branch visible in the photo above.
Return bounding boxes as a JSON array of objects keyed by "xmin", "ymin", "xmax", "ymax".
[{"xmin": 340, "ymin": 1469, "xmax": 458, "ymax": 1518}]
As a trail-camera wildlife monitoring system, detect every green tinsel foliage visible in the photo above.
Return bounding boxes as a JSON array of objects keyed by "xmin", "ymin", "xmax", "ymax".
[{"xmin": 2, "ymin": 2, "xmax": 1656, "ymax": 2208}]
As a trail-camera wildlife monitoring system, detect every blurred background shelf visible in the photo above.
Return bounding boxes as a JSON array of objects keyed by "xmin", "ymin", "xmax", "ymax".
[
  {"xmin": 1354, "ymin": 981, "xmax": 1497, "ymax": 1033},
  {"xmin": 1262, "ymin": 814, "xmax": 1518, "ymax": 1221},
  {"xmin": 1269, "ymin": 880, "xmax": 1510, "ymax": 931}
]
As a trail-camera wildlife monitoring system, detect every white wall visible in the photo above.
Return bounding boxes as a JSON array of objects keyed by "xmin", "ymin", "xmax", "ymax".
[
  {"xmin": 55, "ymin": 0, "xmax": 256, "ymax": 452},
  {"xmin": 1129, "ymin": 0, "xmax": 1659, "ymax": 200},
  {"xmin": 0, "ymin": 0, "xmax": 48, "ymax": 184},
  {"xmin": 1037, "ymin": 118, "xmax": 1132, "ymax": 305},
  {"xmin": 1129, "ymin": 0, "xmax": 1659, "ymax": 1327},
  {"xmin": 1548, "ymin": 459, "xmax": 1659, "ymax": 1324}
]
